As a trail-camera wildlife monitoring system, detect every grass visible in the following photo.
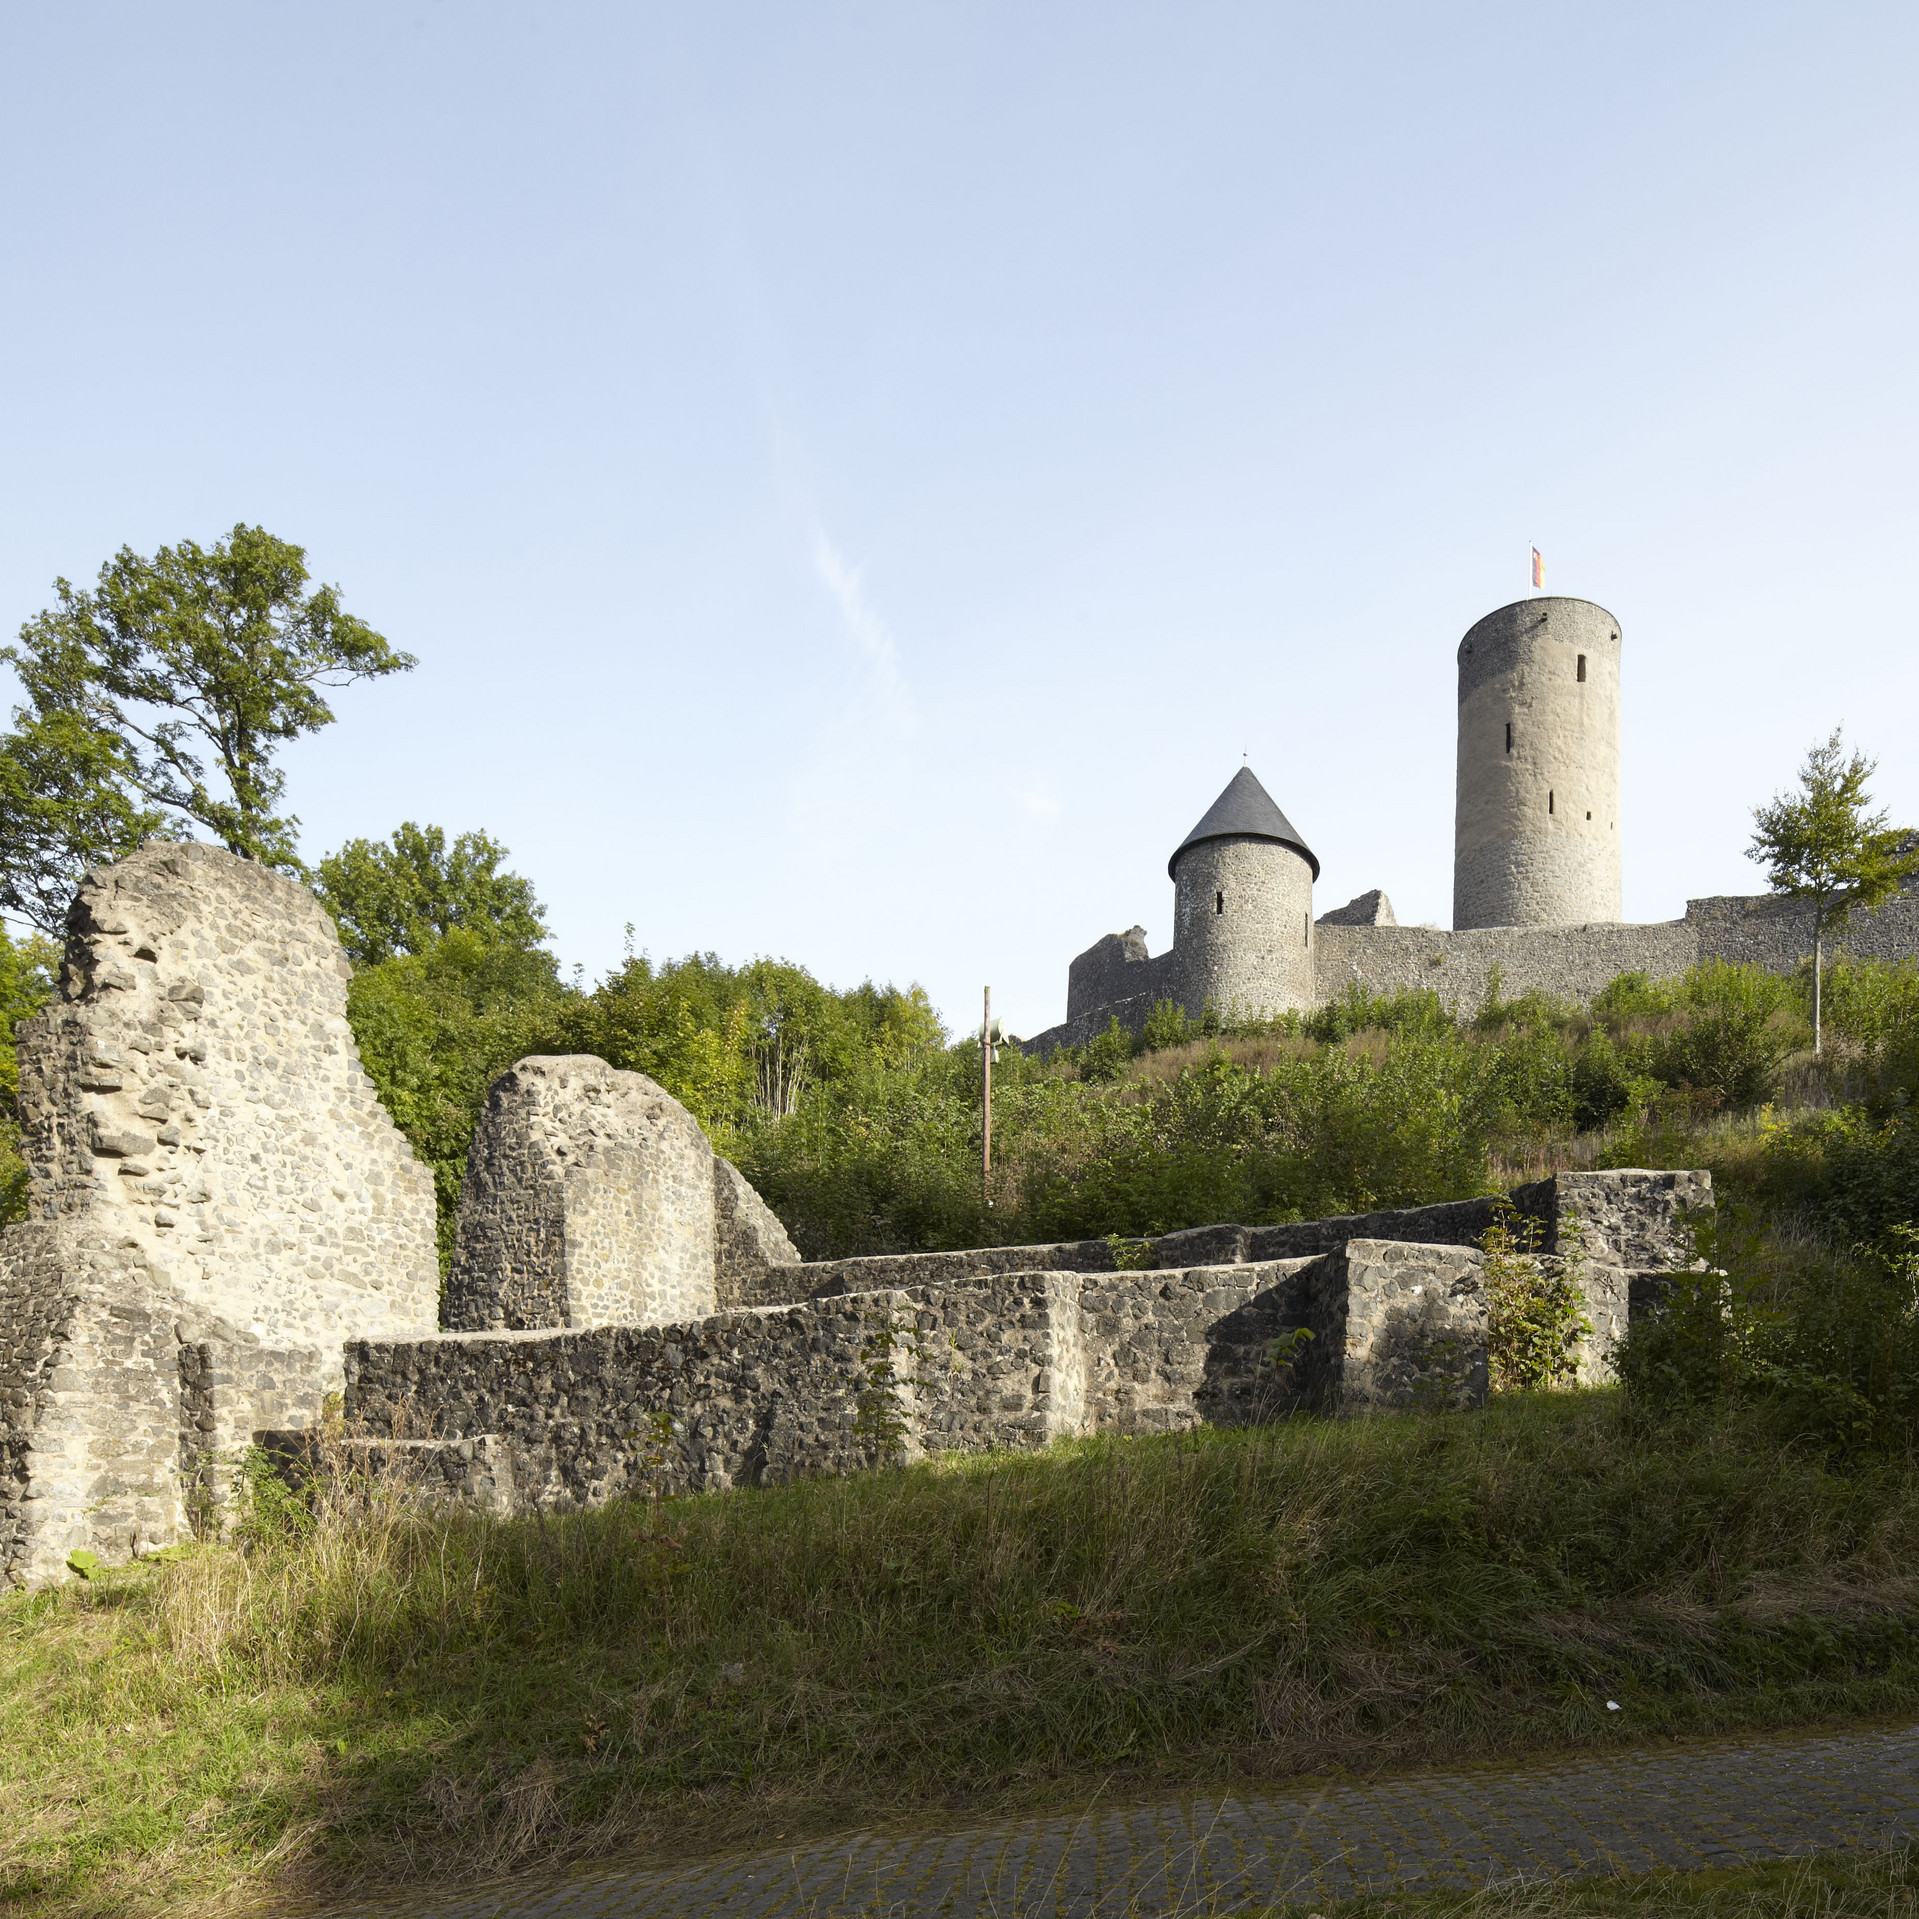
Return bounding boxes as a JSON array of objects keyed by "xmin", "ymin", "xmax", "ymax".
[{"xmin": 7, "ymin": 1391, "xmax": 1919, "ymax": 1915}]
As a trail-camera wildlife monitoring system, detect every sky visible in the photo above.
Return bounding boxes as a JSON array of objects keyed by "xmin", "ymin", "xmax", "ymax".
[{"xmin": 2, "ymin": 2, "xmax": 1916, "ymax": 1040}]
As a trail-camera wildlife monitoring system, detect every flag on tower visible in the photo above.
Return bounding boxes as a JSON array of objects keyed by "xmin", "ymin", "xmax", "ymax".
[{"xmin": 1531, "ymin": 547, "xmax": 1544, "ymax": 589}]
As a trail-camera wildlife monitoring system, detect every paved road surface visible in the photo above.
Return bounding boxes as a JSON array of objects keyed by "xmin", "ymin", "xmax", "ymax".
[{"xmin": 330, "ymin": 1721, "xmax": 1919, "ymax": 1918}]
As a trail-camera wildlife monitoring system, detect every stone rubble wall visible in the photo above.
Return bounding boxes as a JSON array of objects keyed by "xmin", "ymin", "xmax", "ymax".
[
  {"xmin": 338, "ymin": 1254, "xmax": 1421, "ymax": 1513},
  {"xmin": 15, "ymin": 841, "xmax": 438, "ymax": 1359},
  {"xmin": 794, "ymin": 1168, "xmax": 1705, "ymax": 1298},
  {"xmin": 1066, "ymin": 929, "xmax": 1171, "ymax": 1025},
  {"xmin": 1, "ymin": 1223, "xmax": 185, "ymax": 1586},
  {"xmin": 342, "ymin": 1172, "xmax": 1702, "ymax": 1517},
  {"xmin": 1076, "ymin": 1260, "xmax": 1318, "ymax": 1434},
  {"xmin": 443, "ymin": 1057, "xmax": 717, "ymax": 1333},
  {"xmin": 1307, "ymin": 1239, "xmax": 1488, "ymax": 1414}
]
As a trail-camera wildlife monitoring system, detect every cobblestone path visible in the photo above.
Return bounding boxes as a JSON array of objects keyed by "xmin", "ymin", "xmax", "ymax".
[{"xmin": 338, "ymin": 1722, "xmax": 1919, "ymax": 1918}]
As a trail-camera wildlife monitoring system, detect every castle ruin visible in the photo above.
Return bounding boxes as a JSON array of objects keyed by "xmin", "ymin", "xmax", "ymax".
[
  {"xmin": 1028, "ymin": 596, "xmax": 1919, "ymax": 1052},
  {"xmin": 1, "ymin": 839, "xmax": 1716, "ymax": 1587}
]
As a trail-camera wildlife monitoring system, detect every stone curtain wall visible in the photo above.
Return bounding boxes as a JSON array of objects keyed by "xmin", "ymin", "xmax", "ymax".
[
  {"xmin": 1314, "ymin": 887, "xmax": 1919, "ymax": 1016},
  {"xmin": 15, "ymin": 842, "xmax": 438, "ymax": 1360},
  {"xmin": 444, "ymin": 1057, "xmax": 718, "ymax": 1332},
  {"xmin": 1, "ymin": 841, "xmax": 439, "ymax": 1586},
  {"xmin": 1035, "ymin": 883, "xmax": 1919, "ymax": 1049},
  {"xmin": 1067, "ymin": 930, "xmax": 1173, "ymax": 1024}
]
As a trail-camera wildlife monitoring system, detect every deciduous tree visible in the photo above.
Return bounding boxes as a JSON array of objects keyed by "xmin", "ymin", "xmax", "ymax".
[
  {"xmin": 0, "ymin": 525, "xmax": 412, "ymax": 901},
  {"xmin": 316, "ymin": 823, "xmax": 548, "ymax": 967},
  {"xmin": 1748, "ymin": 730, "xmax": 1918, "ymax": 1053}
]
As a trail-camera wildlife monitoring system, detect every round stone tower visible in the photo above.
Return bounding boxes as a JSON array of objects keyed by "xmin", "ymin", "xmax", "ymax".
[
  {"xmin": 1453, "ymin": 597, "xmax": 1622, "ymax": 930},
  {"xmin": 1169, "ymin": 766, "xmax": 1319, "ymax": 1020}
]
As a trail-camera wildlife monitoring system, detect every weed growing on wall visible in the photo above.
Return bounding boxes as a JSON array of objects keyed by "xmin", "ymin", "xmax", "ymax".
[{"xmin": 1481, "ymin": 1201, "xmax": 1592, "ymax": 1394}]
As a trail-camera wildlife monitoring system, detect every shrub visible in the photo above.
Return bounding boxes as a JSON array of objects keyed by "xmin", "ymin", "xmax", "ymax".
[
  {"xmin": 1615, "ymin": 1202, "xmax": 1919, "ymax": 1451},
  {"xmin": 1652, "ymin": 960, "xmax": 1807, "ymax": 1111},
  {"xmin": 1480, "ymin": 1202, "xmax": 1592, "ymax": 1393}
]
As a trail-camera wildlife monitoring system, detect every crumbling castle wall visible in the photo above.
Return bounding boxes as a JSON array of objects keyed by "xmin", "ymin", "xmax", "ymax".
[
  {"xmin": 342, "ymin": 1168, "xmax": 1706, "ymax": 1514},
  {"xmin": 713, "ymin": 1156, "xmax": 802, "ymax": 1308},
  {"xmin": 1, "ymin": 840, "xmax": 439, "ymax": 1586},
  {"xmin": 1035, "ymin": 883, "xmax": 1919, "ymax": 1047},
  {"xmin": 442, "ymin": 1057, "xmax": 722, "ymax": 1332},
  {"xmin": 16, "ymin": 841, "xmax": 439, "ymax": 1356}
]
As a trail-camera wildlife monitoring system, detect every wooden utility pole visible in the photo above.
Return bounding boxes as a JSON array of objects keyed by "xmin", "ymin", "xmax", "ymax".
[{"xmin": 981, "ymin": 985, "xmax": 993, "ymax": 1200}]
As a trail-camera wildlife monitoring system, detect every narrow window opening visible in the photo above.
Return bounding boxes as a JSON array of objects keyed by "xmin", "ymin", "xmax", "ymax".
[
  {"xmin": 1549, "ymin": 790, "xmax": 1555, "ymax": 814},
  {"xmin": 1577, "ymin": 654, "xmax": 1587, "ymax": 682},
  {"xmin": 1505, "ymin": 722, "xmax": 1513, "ymax": 754},
  {"xmin": 1303, "ymin": 911, "xmax": 1310, "ymax": 946},
  {"xmin": 1586, "ymin": 810, "xmax": 1592, "ymax": 820},
  {"xmin": 1215, "ymin": 890, "xmax": 1224, "ymax": 916}
]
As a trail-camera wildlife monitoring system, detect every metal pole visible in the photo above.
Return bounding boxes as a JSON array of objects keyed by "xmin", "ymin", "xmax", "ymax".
[{"xmin": 982, "ymin": 985, "xmax": 992, "ymax": 1199}]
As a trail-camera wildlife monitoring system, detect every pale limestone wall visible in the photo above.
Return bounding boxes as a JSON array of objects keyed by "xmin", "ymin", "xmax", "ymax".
[
  {"xmin": 1170, "ymin": 836, "xmax": 1315, "ymax": 1019},
  {"xmin": 1454, "ymin": 598, "xmax": 1623, "ymax": 929},
  {"xmin": 15, "ymin": 841, "xmax": 439, "ymax": 1366},
  {"xmin": 444, "ymin": 1057, "xmax": 717, "ymax": 1332},
  {"xmin": 2, "ymin": 840, "xmax": 438, "ymax": 1585}
]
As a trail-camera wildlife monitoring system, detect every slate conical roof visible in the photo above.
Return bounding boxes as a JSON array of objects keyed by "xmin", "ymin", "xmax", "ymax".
[{"xmin": 1168, "ymin": 766, "xmax": 1320, "ymax": 880}]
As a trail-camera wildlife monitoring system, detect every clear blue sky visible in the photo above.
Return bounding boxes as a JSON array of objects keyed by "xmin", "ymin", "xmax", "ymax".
[{"xmin": 3, "ymin": 3, "xmax": 1915, "ymax": 1038}]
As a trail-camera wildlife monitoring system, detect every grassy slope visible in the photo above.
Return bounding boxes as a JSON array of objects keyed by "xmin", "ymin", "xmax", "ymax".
[{"xmin": 7, "ymin": 1393, "xmax": 1919, "ymax": 1916}]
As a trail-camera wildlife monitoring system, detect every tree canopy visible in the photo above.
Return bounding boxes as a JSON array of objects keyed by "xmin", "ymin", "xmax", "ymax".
[
  {"xmin": 316, "ymin": 823, "xmax": 548, "ymax": 967},
  {"xmin": 0, "ymin": 525, "xmax": 413, "ymax": 903}
]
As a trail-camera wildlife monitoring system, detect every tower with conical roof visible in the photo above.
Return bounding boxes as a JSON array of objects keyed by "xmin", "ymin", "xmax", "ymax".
[{"xmin": 1168, "ymin": 766, "xmax": 1319, "ymax": 1020}]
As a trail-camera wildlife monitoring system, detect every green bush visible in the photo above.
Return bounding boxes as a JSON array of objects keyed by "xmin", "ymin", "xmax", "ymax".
[
  {"xmin": 1616, "ymin": 1202, "xmax": 1919, "ymax": 1451},
  {"xmin": 1652, "ymin": 959, "xmax": 1807, "ymax": 1110}
]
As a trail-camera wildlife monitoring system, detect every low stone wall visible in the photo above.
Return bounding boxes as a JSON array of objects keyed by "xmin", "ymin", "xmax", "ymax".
[
  {"xmin": 342, "ymin": 1175, "xmax": 1690, "ymax": 1518},
  {"xmin": 1307, "ymin": 1240, "xmax": 1487, "ymax": 1413},
  {"xmin": 1077, "ymin": 1260, "xmax": 1317, "ymax": 1433},
  {"xmin": 1, "ymin": 1224, "xmax": 184, "ymax": 1587},
  {"xmin": 796, "ymin": 1168, "xmax": 1707, "ymax": 1297}
]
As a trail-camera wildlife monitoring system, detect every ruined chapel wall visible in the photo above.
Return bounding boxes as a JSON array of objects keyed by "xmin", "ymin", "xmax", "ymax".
[{"xmin": 15, "ymin": 842, "xmax": 438, "ymax": 1372}]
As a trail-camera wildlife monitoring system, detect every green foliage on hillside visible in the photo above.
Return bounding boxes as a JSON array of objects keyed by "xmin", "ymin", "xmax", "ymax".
[{"xmin": 0, "ymin": 927, "xmax": 57, "ymax": 1223}]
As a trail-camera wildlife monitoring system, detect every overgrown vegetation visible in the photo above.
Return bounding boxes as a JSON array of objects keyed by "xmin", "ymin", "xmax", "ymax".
[{"xmin": 9, "ymin": 1395, "xmax": 1919, "ymax": 1915}]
